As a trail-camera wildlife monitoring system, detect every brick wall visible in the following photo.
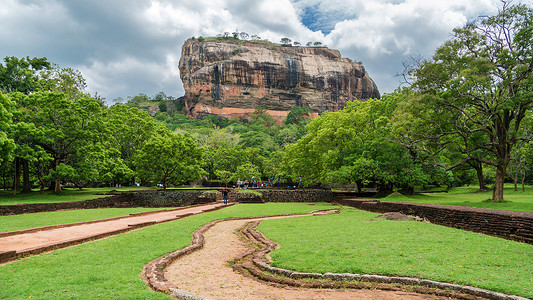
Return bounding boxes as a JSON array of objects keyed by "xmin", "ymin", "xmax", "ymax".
[
  {"xmin": 261, "ymin": 190, "xmax": 334, "ymax": 202},
  {"xmin": 335, "ymin": 198, "xmax": 533, "ymax": 244},
  {"xmin": 0, "ymin": 191, "xmax": 217, "ymax": 216},
  {"xmin": 132, "ymin": 191, "xmax": 216, "ymax": 207}
]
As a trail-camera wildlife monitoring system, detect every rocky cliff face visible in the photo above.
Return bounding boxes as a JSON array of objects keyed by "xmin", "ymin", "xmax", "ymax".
[{"xmin": 179, "ymin": 39, "xmax": 380, "ymax": 123}]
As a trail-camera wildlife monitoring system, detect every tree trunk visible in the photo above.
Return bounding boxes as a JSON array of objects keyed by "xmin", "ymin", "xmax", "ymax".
[
  {"xmin": 22, "ymin": 159, "xmax": 32, "ymax": 193},
  {"xmin": 13, "ymin": 157, "xmax": 21, "ymax": 194},
  {"xmin": 54, "ymin": 180, "xmax": 62, "ymax": 193},
  {"xmin": 39, "ymin": 178, "xmax": 45, "ymax": 194},
  {"xmin": 469, "ymin": 160, "xmax": 487, "ymax": 191},
  {"xmin": 355, "ymin": 181, "xmax": 361, "ymax": 193},
  {"xmin": 492, "ymin": 165, "xmax": 506, "ymax": 202},
  {"xmin": 53, "ymin": 159, "xmax": 62, "ymax": 193}
]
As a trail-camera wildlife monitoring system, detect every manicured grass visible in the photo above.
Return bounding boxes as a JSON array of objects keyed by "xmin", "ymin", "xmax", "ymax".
[
  {"xmin": 238, "ymin": 189, "xmax": 263, "ymax": 195},
  {"xmin": 0, "ymin": 203, "xmax": 335, "ymax": 299},
  {"xmin": 0, "ymin": 207, "xmax": 178, "ymax": 232},
  {"xmin": 0, "ymin": 187, "xmax": 218, "ymax": 205},
  {"xmin": 382, "ymin": 184, "xmax": 533, "ymax": 212},
  {"xmin": 0, "ymin": 187, "xmax": 159, "ymax": 205},
  {"xmin": 259, "ymin": 207, "xmax": 533, "ymax": 298}
]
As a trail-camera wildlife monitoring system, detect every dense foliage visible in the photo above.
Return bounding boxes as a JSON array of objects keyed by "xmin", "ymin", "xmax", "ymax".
[{"xmin": 392, "ymin": 2, "xmax": 533, "ymax": 201}]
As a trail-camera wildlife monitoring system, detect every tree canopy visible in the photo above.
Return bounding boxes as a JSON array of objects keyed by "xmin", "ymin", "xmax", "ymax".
[{"xmin": 392, "ymin": 2, "xmax": 533, "ymax": 201}]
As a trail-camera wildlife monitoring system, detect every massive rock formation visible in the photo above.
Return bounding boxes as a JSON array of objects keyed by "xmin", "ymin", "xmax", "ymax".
[{"xmin": 179, "ymin": 38, "xmax": 380, "ymax": 123}]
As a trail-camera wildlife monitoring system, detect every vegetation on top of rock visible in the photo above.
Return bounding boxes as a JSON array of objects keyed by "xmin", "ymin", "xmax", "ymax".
[{"xmin": 188, "ymin": 33, "xmax": 326, "ymax": 48}]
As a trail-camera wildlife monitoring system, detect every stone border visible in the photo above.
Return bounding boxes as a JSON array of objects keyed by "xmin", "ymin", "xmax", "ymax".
[
  {"xmin": 335, "ymin": 198, "xmax": 533, "ymax": 244},
  {"xmin": 0, "ymin": 203, "xmax": 227, "ymax": 264},
  {"xmin": 0, "ymin": 204, "xmax": 209, "ymax": 238},
  {"xmin": 0, "ymin": 191, "xmax": 218, "ymax": 216},
  {"xmin": 240, "ymin": 221, "xmax": 528, "ymax": 300},
  {"xmin": 141, "ymin": 209, "xmax": 528, "ymax": 300},
  {"xmin": 140, "ymin": 209, "xmax": 338, "ymax": 293}
]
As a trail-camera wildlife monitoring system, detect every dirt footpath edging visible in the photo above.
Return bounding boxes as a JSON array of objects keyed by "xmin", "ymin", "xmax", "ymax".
[{"xmin": 141, "ymin": 210, "xmax": 528, "ymax": 300}]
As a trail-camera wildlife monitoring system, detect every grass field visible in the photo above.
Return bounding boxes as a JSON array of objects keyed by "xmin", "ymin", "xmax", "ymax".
[
  {"xmin": 0, "ymin": 186, "xmax": 221, "ymax": 205},
  {"xmin": 0, "ymin": 207, "xmax": 181, "ymax": 232},
  {"xmin": 0, "ymin": 203, "xmax": 335, "ymax": 299},
  {"xmin": 259, "ymin": 207, "xmax": 533, "ymax": 298},
  {"xmin": 382, "ymin": 185, "xmax": 533, "ymax": 212},
  {"xmin": 0, "ymin": 187, "xmax": 160, "ymax": 205}
]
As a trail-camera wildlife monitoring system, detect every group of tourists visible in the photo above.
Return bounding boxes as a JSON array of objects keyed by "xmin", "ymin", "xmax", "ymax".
[
  {"xmin": 235, "ymin": 177, "xmax": 280, "ymax": 189},
  {"xmin": 234, "ymin": 176, "xmax": 303, "ymax": 189},
  {"xmin": 221, "ymin": 176, "xmax": 303, "ymax": 204}
]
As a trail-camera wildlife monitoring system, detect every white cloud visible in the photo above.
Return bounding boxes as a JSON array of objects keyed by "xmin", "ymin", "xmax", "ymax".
[{"xmin": 2, "ymin": 0, "xmax": 533, "ymax": 103}]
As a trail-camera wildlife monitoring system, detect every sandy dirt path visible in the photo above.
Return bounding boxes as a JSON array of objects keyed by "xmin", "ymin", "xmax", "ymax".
[
  {"xmin": 0, "ymin": 203, "xmax": 226, "ymax": 255},
  {"xmin": 165, "ymin": 216, "xmax": 446, "ymax": 300}
]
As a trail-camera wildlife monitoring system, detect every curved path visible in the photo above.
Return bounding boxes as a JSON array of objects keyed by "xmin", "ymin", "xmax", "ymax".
[
  {"xmin": 0, "ymin": 203, "xmax": 227, "ymax": 264},
  {"xmin": 164, "ymin": 214, "xmax": 448, "ymax": 300}
]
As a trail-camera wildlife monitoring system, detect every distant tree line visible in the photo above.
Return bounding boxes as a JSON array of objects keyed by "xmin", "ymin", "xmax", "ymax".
[{"xmin": 191, "ymin": 32, "xmax": 325, "ymax": 48}]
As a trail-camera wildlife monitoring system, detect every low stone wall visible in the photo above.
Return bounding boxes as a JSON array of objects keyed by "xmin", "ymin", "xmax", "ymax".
[
  {"xmin": 132, "ymin": 191, "xmax": 216, "ymax": 207},
  {"xmin": 261, "ymin": 190, "xmax": 334, "ymax": 203},
  {"xmin": 0, "ymin": 194, "xmax": 133, "ymax": 216},
  {"xmin": 336, "ymin": 198, "xmax": 533, "ymax": 244},
  {"xmin": 0, "ymin": 191, "xmax": 217, "ymax": 216}
]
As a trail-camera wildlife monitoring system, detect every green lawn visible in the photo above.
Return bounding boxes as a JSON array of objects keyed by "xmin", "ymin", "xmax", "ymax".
[
  {"xmin": 0, "ymin": 186, "xmax": 159, "ymax": 205},
  {"xmin": 0, "ymin": 207, "xmax": 179, "ymax": 232},
  {"xmin": 382, "ymin": 184, "xmax": 533, "ymax": 212},
  {"xmin": 0, "ymin": 203, "xmax": 335, "ymax": 299},
  {"xmin": 259, "ymin": 207, "xmax": 533, "ymax": 298},
  {"xmin": 1, "ymin": 202, "xmax": 530, "ymax": 299},
  {"xmin": 0, "ymin": 187, "xmax": 218, "ymax": 205}
]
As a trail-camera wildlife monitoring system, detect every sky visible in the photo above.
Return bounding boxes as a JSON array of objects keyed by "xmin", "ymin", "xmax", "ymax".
[{"xmin": 1, "ymin": 0, "xmax": 531, "ymax": 104}]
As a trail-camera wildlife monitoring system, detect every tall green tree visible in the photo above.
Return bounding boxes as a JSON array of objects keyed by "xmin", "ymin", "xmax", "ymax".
[
  {"xmin": 0, "ymin": 93, "xmax": 15, "ymax": 163},
  {"xmin": 283, "ymin": 98, "xmax": 427, "ymax": 192},
  {"xmin": 104, "ymin": 104, "xmax": 158, "ymax": 182},
  {"xmin": 11, "ymin": 92, "xmax": 103, "ymax": 192},
  {"xmin": 396, "ymin": 2, "xmax": 533, "ymax": 201},
  {"xmin": 134, "ymin": 132, "xmax": 204, "ymax": 190},
  {"xmin": 0, "ymin": 56, "xmax": 51, "ymax": 94}
]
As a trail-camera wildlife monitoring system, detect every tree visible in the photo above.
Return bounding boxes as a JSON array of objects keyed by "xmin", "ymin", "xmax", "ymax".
[
  {"xmin": 281, "ymin": 38, "xmax": 292, "ymax": 45},
  {"xmin": 285, "ymin": 106, "xmax": 311, "ymax": 126},
  {"xmin": 251, "ymin": 106, "xmax": 277, "ymax": 128},
  {"xmin": 0, "ymin": 94, "xmax": 15, "ymax": 164},
  {"xmin": 283, "ymin": 98, "xmax": 426, "ymax": 192},
  {"xmin": 396, "ymin": 2, "xmax": 533, "ymax": 201},
  {"xmin": 104, "ymin": 104, "xmax": 158, "ymax": 181},
  {"xmin": 38, "ymin": 65, "xmax": 88, "ymax": 101},
  {"xmin": 134, "ymin": 132, "xmax": 204, "ymax": 190},
  {"xmin": 0, "ymin": 56, "xmax": 51, "ymax": 94},
  {"xmin": 125, "ymin": 93, "xmax": 150, "ymax": 107},
  {"xmin": 239, "ymin": 32, "xmax": 249, "ymax": 40},
  {"xmin": 313, "ymin": 41, "xmax": 322, "ymax": 47},
  {"xmin": 293, "ymin": 41, "xmax": 301, "ymax": 46},
  {"xmin": 10, "ymin": 92, "xmax": 103, "ymax": 192},
  {"xmin": 233, "ymin": 162, "xmax": 261, "ymax": 183}
]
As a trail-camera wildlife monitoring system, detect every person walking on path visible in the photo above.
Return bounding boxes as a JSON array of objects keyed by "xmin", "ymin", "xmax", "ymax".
[
  {"xmin": 298, "ymin": 176, "xmax": 303, "ymax": 188},
  {"xmin": 222, "ymin": 189, "xmax": 229, "ymax": 205}
]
